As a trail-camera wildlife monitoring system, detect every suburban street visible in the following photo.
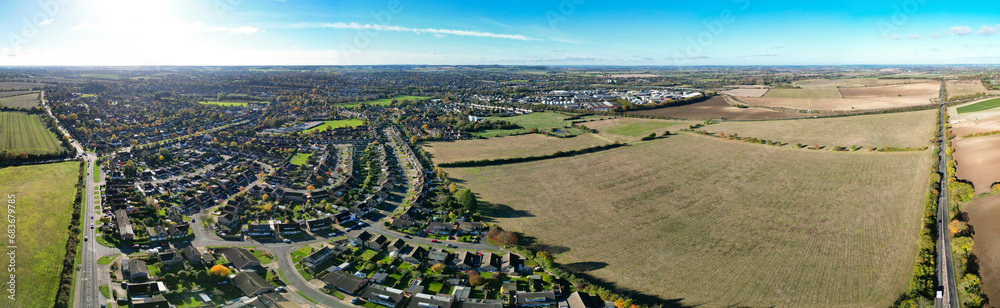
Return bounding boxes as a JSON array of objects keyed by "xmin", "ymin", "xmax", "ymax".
[{"xmin": 936, "ymin": 82, "xmax": 959, "ymax": 308}]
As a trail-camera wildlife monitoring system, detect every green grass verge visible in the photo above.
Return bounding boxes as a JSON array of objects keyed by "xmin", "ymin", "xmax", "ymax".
[
  {"xmin": 97, "ymin": 255, "xmax": 116, "ymax": 265},
  {"xmin": 296, "ymin": 291, "xmax": 319, "ymax": 304},
  {"xmin": 249, "ymin": 249, "xmax": 273, "ymax": 264},
  {"xmin": 957, "ymin": 97, "xmax": 1000, "ymax": 114},
  {"xmin": 303, "ymin": 119, "xmax": 364, "ymax": 133},
  {"xmin": 291, "ymin": 246, "xmax": 313, "ymax": 263},
  {"xmin": 605, "ymin": 121, "xmax": 678, "ymax": 137},
  {"xmin": 290, "ymin": 152, "xmax": 312, "ymax": 166},
  {"xmin": 0, "ymin": 162, "xmax": 79, "ymax": 308},
  {"xmin": 298, "ymin": 269, "xmax": 313, "ymax": 281},
  {"xmin": 99, "ymin": 285, "xmax": 110, "ymax": 299},
  {"xmin": 93, "ymin": 163, "xmax": 100, "ymax": 182}
]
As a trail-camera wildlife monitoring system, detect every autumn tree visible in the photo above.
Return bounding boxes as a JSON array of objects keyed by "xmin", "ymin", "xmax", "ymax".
[
  {"xmin": 468, "ymin": 271, "xmax": 486, "ymax": 287},
  {"xmin": 210, "ymin": 264, "xmax": 231, "ymax": 278},
  {"xmin": 536, "ymin": 251, "xmax": 554, "ymax": 267},
  {"xmin": 431, "ymin": 263, "xmax": 446, "ymax": 273}
]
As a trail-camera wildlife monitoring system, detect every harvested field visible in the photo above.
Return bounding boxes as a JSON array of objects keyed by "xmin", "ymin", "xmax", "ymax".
[
  {"xmin": 949, "ymin": 99, "xmax": 1000, "ymax": 137},
  {"xmin": 0, "ymin": 82, "xmax": 45, "ymax": 90},
  {"xmin": 947, "ymin": 79, "xmax": 1000, "ymax": 98},
  {"xmin": 580, "ymin": 118, "xmax": 695, "ymax": 142},
  {"xmin": 423, "ymin": 133, "xmax": 608, "ymax": 164},
  {"xmin": 0, "ymin": 92, "xmax": 40, "ymax": 108},
  {"xmin": 795, "ymin": 78, "xmax": 923, "ymax": 88},
  {"xmin": 0, "ymin": 90, "xmax": 35, "ymax": 98},
  {"xmin": 720, "ymin": 88, "xmax": 768, "ymax": 97},
  {"xmin": 448, "ymin": 134, "xmax": 931, "ymax": 307},
  {"xmin": 705, "ymin": 109, "xmax": 936, "ymax": 148},
  {"xmin": 963, "ymin": 193, "xmax": 1000, "ymax": 304},
  {"xmin": 741, "ymin": 82, "xmax": 939, "ymax": 111},
  {"xmin": 625, "ymin": 96, "xmax": 803, "ymax": 120},
  {"xmin": 0, "ymin": 111, "xmax": 64, "ymax": 155},
  {"xmin": 764, "ymin": 87, "xmax": 842, "ymax": 99},
  {"xmin": 953, "ymin": 135, "xmax": 1000, "ymax": 195}
]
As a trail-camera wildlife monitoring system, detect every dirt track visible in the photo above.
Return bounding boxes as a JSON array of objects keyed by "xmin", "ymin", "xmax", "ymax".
[{"xmin": 626, "ymin": 96, "xmax": 803, "ymax": 120}]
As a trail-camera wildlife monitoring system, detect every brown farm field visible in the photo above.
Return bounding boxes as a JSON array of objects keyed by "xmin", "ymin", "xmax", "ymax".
[
  {"xmin": 580, "ymin": 118, "xmax": 696, "ymax": 142},
  {"xmin": 946, "ymin": 79, "xmax": 1000, "ymax": 98},
  {"xmin": 447, "ymin": 134, "xmax": 931, "ymax": 307},
  {"xmin": 948, "ymin": 98, "xmax": 1000, "ymax": 137},
  {"xmin": 625, "ymin": 96, "xmax": 803, "ymax": 120},
  {"xmin": 953, "ymin": 135, "xmax": 1000, "ymax": 195},
  {"xmin": 422, "ymin": 133, "xmax": 609, "ymax": 164},
  {"xmin": 0, "ymin": 92, "xmax": 40, "ymax": 108},
  {"xmin": 0, "ymin": 82, "xmax": 46, "ymax": 90},
  {"xmin": 720, "ymin": 88, "xmax": 769, "ymax": 97},
  {"xmin": 741, "ymin": 82, "xmax": 940, "ymax": 111},
  {"xmin": 704, "ymin": 109, "xmax": 936, "ymax": 148},
  {"xmin": 963, "ymin": 193, "xmax": 1000, "ymax": 304}
]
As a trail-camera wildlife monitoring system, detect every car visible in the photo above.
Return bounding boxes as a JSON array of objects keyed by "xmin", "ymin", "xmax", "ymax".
[
  {"xmin": 357, "ymin": 222, "xmax": 365, "ymax": 226},
  {"xmin": 344, "ymin": 227, "xmax": 352, "ymax": 232},
  {"xmin": 283, "ymin": 239, "xmax": 291, "ymax": 243},
  {"xmin": 328, "ymin": 233, "xmax": 336, "ymax": 237},
  {"xmin": 404, "ymin": 235, "xmax": 412, "ymax": 239},
  {"xmin": 141, "ymin": 245, "xmax": 150, "ymax": 249},
  {"xmin": 84, "ymin": 236, "xmax": 88, "ymax": 241},
  {"xmin": 91, "ymin": 223, "xmax": 95, "ymax": 229},
  {"xmin": 431, "ymin": 239, "xmax": 440, "ymax": 243},
  {"xmin": 350, "ymin": 298, "xmax": 361, "ymax": 304},
  {"xmin": 91, "ymin": 214, "xmax": 94, "ymax": 220},
  {"xmin": 446, "ymin": 244, "xmax": 456, "ymax": 248},
  {"xmin": 132, "ymin": 244, "xmax": 140, "ymax": 248}
]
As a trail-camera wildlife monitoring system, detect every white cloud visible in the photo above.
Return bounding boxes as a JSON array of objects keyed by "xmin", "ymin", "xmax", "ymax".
[
  {"xmin": 951, "ymin": 26, "xmax": 973, "ymax": 36},
  {"xmin": 40, "ymin": 19, "xmax": 54, "ymax": 25},
  {"xmin": 72, "ymin": 20, "xmax": 257, "ymax": 34},
  {"xmin": 890, "ymin": 35, "xmax": 901, "ymax": 40},
  {"xmin": 980, "ymin": 25, "xmax": 998, "ymax": 35},
  {"xmin": 906, "ymin": 34, "xmax": 921, "ymax": 39},
  {"xmin": 289, "ymin": 22, "xmax": 536, "ymax": 41},
  {"xmin": 432, "ymin": 33, "xmax": 446, "ymax": 38}
]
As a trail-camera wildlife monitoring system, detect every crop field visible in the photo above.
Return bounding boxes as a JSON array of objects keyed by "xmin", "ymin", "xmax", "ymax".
[
  {"xmin": 341, "ymin": 95, "xmax": 431, "ymax": 107},
  {"xmin": 720, "ymin": 88, "xmax": 769, "ymax": 97},
  {"xmin": 0, "ymin": 112, "xmax": 65, "ymax": 154},
  {"xmin": 763, "ymin": 87, "xmax": 843, "ymax": 99},
  {"xmin": 794, "ymin": 78, "xmax": 922, "ymax": 88},
  {"xmin": 423, "ymin": 133, "xmax": 608, "ymax": 164},
  {"xmin": 446, "ymin": 134, "xmax": 931, "ymax": 307},
  {"xmin": 956, "ymin": 97, "xmax": 1000, "ymax": 114},
  {"xmin": 0, "ymin": 92, "xmax": 40, "ymax": 108},
  {"xmin": 949, "ymin": 99, "xmax": 1000, "ymax": 137},
  {"xmin": 0, "ymin": 82, "xmax": 46, "ymax": 90},
  {"xmin": 953, "ymin": 135, "xmax": 1000, "ymax": 195},
  {"xmin": 303, "ymin": 119, "xmax": 364, "ymax": 133},
  {"xmin": 704, "ymin": 110, "xmax": 936, "ymax": 148},
  {"xmin": 741, "ymin": 82, "xmax": 939, "ymax": 111},
  {"xmin": 947, "ymin": 79, "xmax": 999, "ymax": 98},
  {"xmin": 475, "ymin": 112, "xmax": 597, "ymax": 138},
  {"xmin": 0, "ymin": 162, "xmax": 81, "ymax": 308},
  {"xmin": 625, "ymin": 96, "xmax": 803, "ymax": 120},
  {"xmin": 578, "ymin": 118, "xmax": 694, "ymax": 142},
  {"xmin": 963, "ymin": 193, "xmax": 1000, "ymax": 303},
  {"xmin": 0, "ymin": 90, "xmax": 35, "ymax": 98}
]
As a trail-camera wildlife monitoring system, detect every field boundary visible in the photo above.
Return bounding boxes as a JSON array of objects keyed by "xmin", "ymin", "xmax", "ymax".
[{"xmin": 437, "ymin": 142, "xmax": 625, "ymax": 167}]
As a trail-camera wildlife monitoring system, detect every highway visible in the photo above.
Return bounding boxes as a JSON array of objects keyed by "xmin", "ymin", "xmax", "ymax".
[{"xmin": 936, "ymin": 79, "xmax": 959, "ymax": 308}]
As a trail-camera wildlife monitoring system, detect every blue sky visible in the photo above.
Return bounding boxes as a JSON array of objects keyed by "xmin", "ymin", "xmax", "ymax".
[{"xmin": 1, "ymin": 0, "xmax": 1000, "ymax": 65}]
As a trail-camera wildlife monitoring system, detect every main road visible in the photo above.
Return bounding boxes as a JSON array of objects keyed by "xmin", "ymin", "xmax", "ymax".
[{"xmin": 936, "ymin": 79, "xmax": 959, "ymax": 308}]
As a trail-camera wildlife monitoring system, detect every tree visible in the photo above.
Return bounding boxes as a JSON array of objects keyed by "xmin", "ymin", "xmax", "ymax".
[
  {"xmin": 469, "ymin": 271, "xmax": 486, "ymax": 287},
  {"xmin": 431, "ymin": 263, "xmax": 446, "ymax": 273},
  {"xmin": 495, "ymin": 231, "xmax": 518, "ymax": 246},
  {"xmin": 210, "ymin": 264, "xmax": 230, "ymax": 278},
  {"xmin": 455, "ymin": 189, "xmax": 478, "ymax": 213},
  {"xmin": 536, "ymin": 251, "xmax": 554, "ymax": 266}
]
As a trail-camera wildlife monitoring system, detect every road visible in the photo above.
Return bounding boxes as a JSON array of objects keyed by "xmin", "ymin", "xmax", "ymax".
[
  {"xmin": 76, "ymin": 154, "xmax": 110, "ymax": 308},
  {"xmin": 936, "ymin": 80, "xmax": 959, "ymax": 308}
]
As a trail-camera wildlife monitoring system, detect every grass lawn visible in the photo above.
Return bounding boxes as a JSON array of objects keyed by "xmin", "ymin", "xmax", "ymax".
[
  {"xmin": 476, "ymin": 112, "xmax": 594, "ymax": 138},
  {"xmin": 0, "ymin": 162, "xmax": 80, "ymax": 308},
  {"xmin": 97, "ymin": 255, "xmax": 116, "ymax": 265},
  {"xmin": 290, "ymin": 152, "xmax": 312, "ymax": 166},
  {"xmin": 304, "ymin": 119, "xmax": 364, "ymax": 133},
  {"xmin": 249, "ymin": 249, "xmax": 273, "ymax": 264},
  {"xmin": 291, "ymin": 246, "xmax": 313, "ymax": 263},
  {"xmin": 604, "ymin": 120, "xmax": 679, "ymax": 137},
  {"xmin": 80, "ymin": 94, "xmax": 95, "ymax": 98},
  {"xmin": 329, "ymin": 289, "xmax": 346, "ymax": 299},
  {"xmin": 341, "ymin": 95, "xmax": 431, "ymax": 108},
  {"xmin": 0, "ymin": 111, "xmax": 66, "ymax": 155},
  {"xmin": 298, "ymin": 269, "xmax": 314, "ymax": 281},
  {"xmin": 428, "ymin": 282, "xmax": 443, "ymax": 293},
  {"xmin": 360, "ymin": 249, "xmax": 378, "ymax": 261},
  {"xmin": 99, "ymin": 285, "xmax": 110, "ymax": 299},
  {"xmin": 296, "ymin": 291, "xmax": 319, "ymax": 304},
  {"xmin": 93, "ymin": 163, "xmax": 100, "ymax": 182},
  {"xmin": 147, "ymin": 264, "xmax": 162, "ymax": 278},
  {"xmin": 958, "ymin": 97, "xmax": 1000, "ymax": 114}
]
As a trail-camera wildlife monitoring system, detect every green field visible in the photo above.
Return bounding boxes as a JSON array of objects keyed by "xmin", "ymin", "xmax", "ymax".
[
  {"xmin": 290, "ymin": 152, "xmax": 312, "ymax": 166},
  {"xmin": 77, "ymin": 73, "xmax": 121, "ymax": 80},
  {"xmin": 0, "ymin": 162, "xmax": 81, "ymax": 308},
  {"xmin": 446, "ymin": 134, "xmax": 930, "ymax": 307},
  {"xmin": 476, "ymin": 112, "xmax": 595, "ymax": 138},
  {"xmin": 303, "ymin": 119, "xmax": 364, "ymax": 133},
  {"xmin": 341, "ymin": 95, "xmax": 431, "ymax": 107},
  {"xmin": 957, "ymin": 98, "xmax": 1000, "ymax": 114},
  {"xmin": 604, "ymin": 120, "xmax": 679, "ymax": 137},
  {"xmin": 0, "ymin": 112, "xmax": 65, "ymax": 155},
  {"xmin": 0, "ymin": 92, "xmax": 40, "ymax": 109},
  {"xmin": 198, "ymin": 101, "xmax": 265, "ymax": 107},
  {"xmin": 763, "ymin": 88, "xmax": 843, "ymax": 99}
]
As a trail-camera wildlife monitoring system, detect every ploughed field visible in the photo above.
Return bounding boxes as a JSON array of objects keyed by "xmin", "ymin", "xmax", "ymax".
[
  {"xmin": 962, "ymin": 193, "xmax": 1000, "ymax": 303},
  {"xmin": 739, "ymin": 81, "xmax": 940, "ymax": 111},
  {"xmin": 625, "ymin": 96, "xmax": 803, "ymax": 120},
  {"xmin": 423, "ymin": 133, "xmax": 609, "ymax": 164},
  {"xmin": 949, "ymin": 100, "xmax": 1000, "ymax": 194},
  {"xmin": 445, "ymin": 134, "xmax": 931, "ymax": 307}
]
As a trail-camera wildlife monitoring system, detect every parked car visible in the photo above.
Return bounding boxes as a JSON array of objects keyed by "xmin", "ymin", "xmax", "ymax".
[
  {"xmin": 404, "ymin": 235, "xmax": 412, "ymax": 239},
  {"xmin": 446, "ymin": 244, "xmax": 456, "ymax": 248},
  {"xmin": 283, "ymin": 239, "xmax": 291, "ymax": 243},
  {"xmin": 431, "ymin": 239, "xmax": 440, "ymax": 243}
]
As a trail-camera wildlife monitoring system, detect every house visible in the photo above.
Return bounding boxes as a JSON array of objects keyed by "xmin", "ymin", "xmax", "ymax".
[
  {"xmin": 168, "ymin": 223, "xmax": 190, "ymax": 239},
  {"xmin": 347, "ymin": 230, "xmax": 373, "ymax": 247},
  {"xmin": 223, "ymin": 247, "xmax": 262, "ymax": 270},
  {"xmin": 451, "ymin": 251, "xmax": 477, "ymax": 271},
  {"xmin": 201, "ymin": 252, "xmax": 217, "ymax": 267},
  {"xmin": 371, "ymin": 272, "xmax": 390, "ymax": 284},
  {"xmin": 367, "ymin": 234, "xmax": 389, "ymax": 250},
  {"xmin": 480, "ymin": 254, "xmax": 500, "ymax": 272},
  {"xmin": 275, "ymin": 222, "xmax": 302, "ymax": 236},
  {"xmin": 115, "ymin": 209, "xmax": 135, "ymax": 241},
  {"xmin": 247, "ymin": 292, "xmax": 296, "ymax": 308},
  {"xmin": 407, "ymin": 293, "xmax": 453, "ymax": 308},
  {"xmin": 122, "ymin": 259, "xmax": 149, "ymax": 282},
  {"xmin": 401, "ymin": 246, "xmax": 427, "ymax": 264},
  {"xmin": 460, "ymin": 299, "xmax": 504, "ymax": 308},
  {"xmin": 333, "ymin": 211, "xmax": 356, "ymax": 224},
  {"xmin": 361, "ymin": 285, "xmax": 407, "ymax": 308},
  {"xmin": 181, "ymin": 246, "xmax": 202, "ymax": 263},
  {"xmin": 157, "ymin": 249, "xmax": 183, "ymax": 267},
  {"xmin": 130, "ymin": 295, "xmax": 170, "ymax": 308},
  {"xmin": 218, "ymin": 212, "xmax": 239, "ymax": 228},
  {"xmin": 391, "ymin": 217, "xmax": 415, "ymax": 229},
  {"xmin": 427, "ymin": 249, "xmax": 451, "ymax": 265},
  {"xmin": 147, "ymin": 226, "xmax": 169, "ymax": 242},
  {"xmin": 232, "ymin": 272, "xmax": 274, "ymax": 297},
  {"xmin": 515, "ymin": 291, "xmax": 557, "ymax": 307},
  {"xmin": 245, "ymin": 223, "xmax": 275, "ymax": 238},
  {"xmin": 301, "ymin": 246, "xmax": 336, "ymax": 271},
  {"xmin": 561, "ymin": 292, "xmax": 603, "ymax": 308},
  {"xmin": 501, "ymin": 252, "xmax": 522, "ymax": 272},
  {"xmin": 305, "ymin": 217, "xmax": 333, "ymax": 232},
  {"xmin": 458, "ymin": 222, "xmax": 486, "ymax": 235},
  {"xmin": 426, "ymin": 222, "xmax": 454, "ymax": 235},
  {"xmin": 323, "ymin": 270, "xmax": 368, "ymax": 295},
  {"xmin": 387, "ymin": 238, "xmax": 407, "ymax": 253},
  {"xmin": 126, "ymin": 281, "xmax": 167, "ymax": 297}
]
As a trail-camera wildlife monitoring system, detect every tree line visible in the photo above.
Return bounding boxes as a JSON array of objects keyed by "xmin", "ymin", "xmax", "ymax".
[
  {"xmin": 437, "ymin": 143, "xmax": 624, "ymax": 167},
  {"xmin": 53, "ymin": 161, "xmax": 85, "ymax": 307}
]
